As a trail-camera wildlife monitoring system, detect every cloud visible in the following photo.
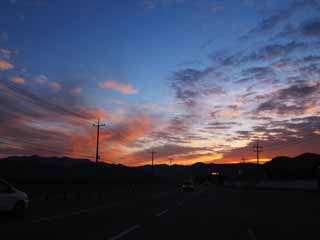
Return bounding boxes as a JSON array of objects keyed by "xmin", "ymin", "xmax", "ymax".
[
  {"xmin": 0, "ymin": 60, "xmax": 14, "ymax": 71},
  {"xmin": 276, "ymin": 18, "xmax": 320, "ymax": 38},
  {"xmin": 246, "ymin": 0, "xmax": 320, "ymax": 36},
  {"xmin": 206, "ymin": 121, "xmax": 240, "ymax": 130},
  {"xmin": 70, "ymin": 87, "xmax": 82, "ymax": 96},
  {"xmin": 171, "ymin": 67, "xmax": 225, "ymax": 107},
  {"xmin": 220, "ymin": 116, "xmax": 320, "ymax": 163},
  {"xmin": 0, "ymin": 49, "xmax": 13, "ymax": 59},
  {"xmin": 256, "ymin": 82, "xmax": 320, "ymax": 116},
  {"xmin": 299, "ymin": 63, "xmax": 320, "ymax": 78},
  {"xmin": 10, "ymin": 76, "xmax": 26, "ymax": 84},
  {"xmin": 49, "ymin": 81, "xmax": 62, "ymax": 91},
  {"xmin": 106, "ymin": 114, "xmax": 151, "ymax": 143},
  {"xmin": 216, "ymin": 41, "xmax": 310, "ymax": 67},
  {"xmin": 250, "ymin": 41, "xmax": 308, "ymax": 61},
  {"xmin": 163, "ymin": 0, "xmax": 320, "ymax": 164},
  {"xmin": 301, "ymin": 18, "xmax": 320, "ymax": 36},
  {"xmin": 242, "ymin": 66, "xmax": 277, "ymax": 84},
  {"xmin": 0, "ymin": 79, "xmax": 126, "ymax": 160},
  {"xmin": 173, "ymin": 68, "xmax": 209, "ymax": 86},
  {"xmin": 98, "ymin": 80, "xmax": 138, "ymax": 94}
]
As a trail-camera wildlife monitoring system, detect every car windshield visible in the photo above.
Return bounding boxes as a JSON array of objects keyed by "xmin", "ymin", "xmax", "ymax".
[{"xmin": 0, "ymin": 1, "xmax": 320, "ymax": 240}]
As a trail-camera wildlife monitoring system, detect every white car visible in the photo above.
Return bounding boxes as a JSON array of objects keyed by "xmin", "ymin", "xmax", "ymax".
[{"xmin": 0, "ymin": 178, "xmax": 29, "ymax": 214}]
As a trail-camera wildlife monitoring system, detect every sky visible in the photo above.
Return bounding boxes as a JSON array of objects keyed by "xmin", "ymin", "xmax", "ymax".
[{"xmin": 0, "ymin": 0, "xmax": 320, "ymax": 166}]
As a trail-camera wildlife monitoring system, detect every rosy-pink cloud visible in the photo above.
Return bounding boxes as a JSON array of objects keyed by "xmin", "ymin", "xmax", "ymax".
[{"xmin": 98, "ymin": 80, "xmax": 138, "ymax": 94}]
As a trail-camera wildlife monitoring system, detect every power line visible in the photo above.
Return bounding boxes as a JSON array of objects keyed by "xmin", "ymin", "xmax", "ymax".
[
  {"xmin": 0, "ymin": 137, "xmax": 93, "ymax": 159},
  {"xmin": 0, "ymin": 142, "xmax": 92, "ymax": 159},
  {"xmin": 0, "ymin": 81, "xmax": 92, "ymax": 124}
]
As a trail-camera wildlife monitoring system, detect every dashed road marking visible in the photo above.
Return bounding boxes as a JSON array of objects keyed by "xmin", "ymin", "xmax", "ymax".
[
  {"xmin": 155, "ymin": 209, "xmax": 169, "ymax": 217},
  {"xmin": 108, "ymin": 225, "xmax": 141, "ymax": 240}
]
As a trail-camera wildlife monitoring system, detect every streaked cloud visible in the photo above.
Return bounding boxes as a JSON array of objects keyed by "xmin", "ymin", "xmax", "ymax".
[
  {"xmin": 246, "ymin": 0, "xmax": 320, "ymax": 36},
  {"xmin": 256, "ymin": 82, "xmax": 320, "ymax": 116},
  {"xmin": 301, "ymin": 18, "xmax": 320, "ymax": 36}
]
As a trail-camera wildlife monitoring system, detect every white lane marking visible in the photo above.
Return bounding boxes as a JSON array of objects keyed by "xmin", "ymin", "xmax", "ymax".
[
  {"xmin": 32, "ymin": 202, "xmax": 120, "ymax": 224},
  {"xmin": 155, "ymin": 209, "xmax": 169, "ymax": 217},
  {"xmin": 248, "ymin": 228, "xmax": 257, "ymax": 240},
  {"xmin": 108, "ymin": 225, "xmax": 141, "ymax": 240}
]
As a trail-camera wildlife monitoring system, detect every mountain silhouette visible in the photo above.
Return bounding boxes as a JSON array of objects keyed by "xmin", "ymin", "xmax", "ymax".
[
  {"xmin": 264, "ymin": 153, "xmax": 320, "ymax": 179},
  {"xmin": 1, "ymin": 153, "xmax": 320, "ymax": 183}
]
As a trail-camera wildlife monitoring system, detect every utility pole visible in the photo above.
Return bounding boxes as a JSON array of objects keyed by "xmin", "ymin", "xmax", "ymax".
[
  {"xmin": 241, "ymin": 157, "xmax": 246, "ymax": 164},
  {"xmin": 253, "ymin": 141, "xmax": 263, "ymax": 165},
  {"xmin": 93, "ymin": 119, "xmax": 106, "ymax": 164},
  {"xmin": 150, "ymin": 149, "xmax": 157, "ymax": 176}
]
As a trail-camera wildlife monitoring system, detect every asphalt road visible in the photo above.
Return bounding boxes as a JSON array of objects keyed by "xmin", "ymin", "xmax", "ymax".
[{"xmin": 1, "ymin": 185, "xmax": 320, "ymax": 240}]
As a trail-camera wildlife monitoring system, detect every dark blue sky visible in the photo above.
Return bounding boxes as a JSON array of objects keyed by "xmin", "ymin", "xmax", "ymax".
[{"xmin": 0, "ymin": 0, "xmax": 320, "ymax": 165}]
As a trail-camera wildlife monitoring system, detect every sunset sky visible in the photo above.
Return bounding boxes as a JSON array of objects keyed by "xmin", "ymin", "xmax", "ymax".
[{"xmin": 0, "ymin": 0, "xmax": 320, "ymax": 166}]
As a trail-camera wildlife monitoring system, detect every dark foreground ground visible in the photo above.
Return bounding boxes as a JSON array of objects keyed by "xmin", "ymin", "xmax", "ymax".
[{"xmin": 1, "ymin": 184, "xmax": 320, "ymax": 240}]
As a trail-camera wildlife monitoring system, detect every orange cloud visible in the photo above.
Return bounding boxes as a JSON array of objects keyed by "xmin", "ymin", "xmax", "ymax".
[
  {"xmin": 10, "ymin": 76, "xmax": 25, "ymax": 84},
  {"xmin": 64, "ymin": 114, "xmax": 151, "ymax": 164},
  {"xmin": 98, "ymin": 80, "xmax": 138, "ymax": 94},
  {"xmin": 0, "ymin": 60, "xmax": 14, "ymax": 70},
  {"xmin": 104, "ymin": 114, "xmax": 151, "ymax": 143}
]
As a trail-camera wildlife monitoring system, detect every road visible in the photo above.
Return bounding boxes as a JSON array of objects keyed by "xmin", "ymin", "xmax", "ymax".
[{"xmin": 1, "ymin": 185, "xmax": 320, "ymax": 240}]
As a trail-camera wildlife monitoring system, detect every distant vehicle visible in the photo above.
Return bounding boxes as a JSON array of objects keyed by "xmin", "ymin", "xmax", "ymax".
[
  {"xmin": 181, "ymin": 181, "xmax": 195, "ymax": 192},
  {"xmin": 0, "ymin": 178, "xmax": 29, "ymax": 214}
]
